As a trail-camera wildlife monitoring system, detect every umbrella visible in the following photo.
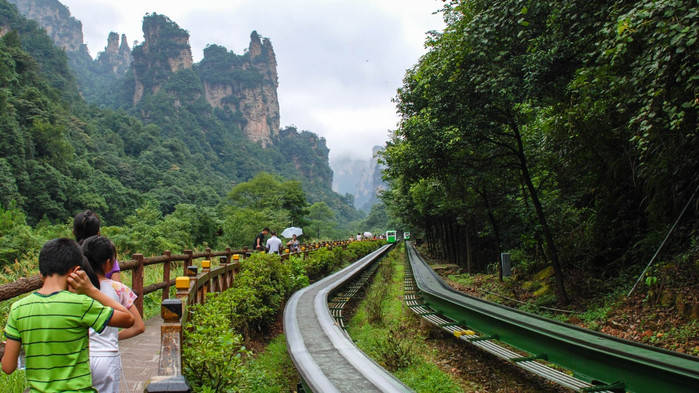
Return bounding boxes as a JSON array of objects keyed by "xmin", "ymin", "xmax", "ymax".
[
  {"xmin": 282, "ymin": 227, "xmax": 303, "ymax": 238},
  {"xmin": 363, "ymin": 231, "xmax": 372, "ymax": 237}
]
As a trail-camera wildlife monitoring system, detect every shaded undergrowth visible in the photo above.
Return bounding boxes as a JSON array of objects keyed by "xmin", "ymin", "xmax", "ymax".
[{"xmin": 442, "ymin": 246, "xmax": 699, "ymax": 356}]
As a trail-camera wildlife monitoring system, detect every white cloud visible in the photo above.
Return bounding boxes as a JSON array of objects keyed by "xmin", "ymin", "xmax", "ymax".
[{"xmin": 59, "ymin": 0, "xmax": 444, "ymax": 161}]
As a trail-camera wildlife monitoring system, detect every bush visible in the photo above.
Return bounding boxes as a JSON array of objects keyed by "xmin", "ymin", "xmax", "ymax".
[
  {"xmin": 0, "ymin": 208, "xmax": 42, "ymax": 267},
  {"xmin": 289, "ymin": 255, "xmax": 310, "ymax": 291},
  {"xmin": 183, "ymin": 305, "xmax": 249, "ymax": 392},
  {"xmin": 371, "ymin": 327, "xmax": 415, "ymax": 372},
  {"xmin": 228, "ymin": 253, "xmax": 293, "ymax": 336},
  {"xmin": 303, "ymin": 248, "xmax": 335, "ymax": 279}
]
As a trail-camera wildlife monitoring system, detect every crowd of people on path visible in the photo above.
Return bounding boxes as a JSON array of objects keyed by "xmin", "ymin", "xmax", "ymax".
[
  {"xmin": 253, "ymin": 227, "xmax": 301, "ymax": 254},
  {"xmin": 351, "ymin": 232, "xmax": 384, "ymax": 241},
  {"xmin": 2, "ymin": 210, "xmax": 145, "ymax": 393},
  {"xmin": 253, "ymin": 228, "xmax": 383, "ymax": 256}
]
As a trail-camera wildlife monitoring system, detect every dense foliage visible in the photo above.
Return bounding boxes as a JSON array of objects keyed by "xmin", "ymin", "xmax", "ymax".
[
  {"xmin": 382, "ymin": 0, "xmax": 697, "ymax": 303},
  {"xmin": 0, "ymin": 171, "xmax": 368, "ymax": 271}
]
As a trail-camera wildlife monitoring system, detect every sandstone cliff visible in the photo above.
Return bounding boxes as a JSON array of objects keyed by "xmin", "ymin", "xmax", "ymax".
[
  {"xmin": 8, "ymin": 0, "xmax": 132, "ymax": 103},
  {"xmin": 198, "ymin": 31, "xmax": 280, "ymax": 145},
  {"xmin": 95, "ymin": 32, "xmax": 131, "ymax": 75},
  {"xmin": 12, "ymin": 0, "xmax": 282, "ymax": 147},
  {"xmin": 8, "ymin": 0, "xmax": 83, "ymax": 51},
  {"xmin": 131, "ymin": 13, "xmax": 193, "ymax": 104}
]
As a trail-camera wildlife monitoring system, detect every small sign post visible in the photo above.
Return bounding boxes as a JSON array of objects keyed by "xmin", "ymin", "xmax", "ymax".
[{"xmin": 501, "ymin": 253, "xmax": 511, "ymax": 277}]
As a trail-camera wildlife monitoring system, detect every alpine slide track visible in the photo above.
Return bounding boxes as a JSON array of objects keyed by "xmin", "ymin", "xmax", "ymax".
[{"xmin": 0, "ymin": 241, "xmax": 697, "ymax": 392}]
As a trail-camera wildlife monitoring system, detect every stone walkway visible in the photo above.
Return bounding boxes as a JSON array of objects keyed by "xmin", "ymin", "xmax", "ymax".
[{"xmin": 119, "ymin": 316, "xmax": 163, "ymax": 393}]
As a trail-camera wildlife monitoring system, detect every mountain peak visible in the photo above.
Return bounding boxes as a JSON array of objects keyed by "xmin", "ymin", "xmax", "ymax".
[
  {"xmin": 132, "ymin": 13, "xmax": 193, "ymax": 103},
  {"xmin": 95, "ymin": 31, "xmax": 132, "ymax": 75},
  {"xmin": 8, "ymin": 0, "xmax": 85, "ymax": 52}
]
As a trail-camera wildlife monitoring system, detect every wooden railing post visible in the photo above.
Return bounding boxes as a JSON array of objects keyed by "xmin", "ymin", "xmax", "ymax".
[
  {"xmin": 144, "ymin": 298, "xmax": 191, "ymax": 393},
  {"xmin": 183, "ymin": 250, "xmax": 193, "ymax": 274},
  {"xmin": 162, "ymin": 250, "xmax": 171, "ymax": 301},
  {"xmin": 232, "ymin": 254, "xmax": 241, "ymax": 286},
  {"xmin": 219, "ymin": 256, "xmax": 229, "ymax": 291},
  {"xmin": 175, "ymin": 277, "xmax": 190, "ymax": 305},
  {"xmin": 200, "ymin": 260, "xmax": 210, "ymax": 304},
  {"xmin": 133, "ymin": 253, "xmax": 144, "ymax": 316},
  {"xmin": 186, "ymin": 266, "xmax": 199, "ymax": 304},
  {"xmin": 224, "ymin": 247, "xmax": 233, "ymax": 290},
  {"xmin": 159, "ymin": 299, "xmax": 183, "ymax": 374}
]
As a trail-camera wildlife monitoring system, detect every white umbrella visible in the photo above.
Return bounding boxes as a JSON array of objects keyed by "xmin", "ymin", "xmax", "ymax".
[
  {"xmin": 363, "ymin": 231, "xmax": 372, "ymax": 237},
  {"xmin": 282, "ymin": 227, "xmax": 303, "ymax": 238}
]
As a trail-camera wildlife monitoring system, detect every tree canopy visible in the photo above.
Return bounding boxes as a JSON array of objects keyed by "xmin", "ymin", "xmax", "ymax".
[{"xmin": 382, "ymin": 0, "xmax": 698, "ymax": 304}]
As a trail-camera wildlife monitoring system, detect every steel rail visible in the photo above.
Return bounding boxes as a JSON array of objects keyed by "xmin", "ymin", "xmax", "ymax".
[
  {"xmin": 284, "ymin": 244, "xmax": 414, "ymax": 393},
  {"xmin": 406, "ymin": 242, "xmax": 699, "ymax": 393}
]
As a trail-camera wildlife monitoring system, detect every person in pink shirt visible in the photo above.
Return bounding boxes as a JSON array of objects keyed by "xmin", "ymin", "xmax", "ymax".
[{"xmin": 73, "ymin": 210, "xmax": 121, "ymax": 281}]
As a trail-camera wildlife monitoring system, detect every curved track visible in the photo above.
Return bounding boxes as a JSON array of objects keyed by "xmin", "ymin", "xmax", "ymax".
[
  {"xmin": 406, "ymin": 242, "xmax": 699, "ymax": 393},
  {"xmin": 284, "ymin": 244, "xmax": 414, "ymax": 393}
]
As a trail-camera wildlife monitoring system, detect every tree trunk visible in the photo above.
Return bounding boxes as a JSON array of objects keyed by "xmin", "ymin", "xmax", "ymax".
[
  {"xmin": 512, "ymin": 123, "xmax": 569, "ymax": 304},
  {"xmin": 465, "ymin": 222, "xmax": 472, "ymax": 274},
  {"xmin": 454, "ymin": 221, "xmax": 461, "ymax": 268},
  {"xmin": 481, "ymin": 192, "xmax": 503, "ymax": 281},
  {"xmin": 426, "ymin": 220, "xmax": 434, "ymax": 254},
  {"xmin": 444, "ymin": 219, "xmax": 452, "ymax": 263},
  {"xmin": 443, "ymin": 219, "xmax": 450, "ymax": 262}
]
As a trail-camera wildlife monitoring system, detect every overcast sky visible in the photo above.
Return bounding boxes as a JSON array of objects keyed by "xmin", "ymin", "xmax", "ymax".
[{"xmin": 59, "ymin": 0, "xmax": 444, "ymax": 163}]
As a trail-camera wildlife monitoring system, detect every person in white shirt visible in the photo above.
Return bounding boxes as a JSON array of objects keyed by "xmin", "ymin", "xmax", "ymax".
[
  {"xmin": 82, "ymin": 235, "xmax": 145, "ymax": 393},
  {"xmin": 266, "ymin": 231, "xmax": 282, "ymax": 254}
]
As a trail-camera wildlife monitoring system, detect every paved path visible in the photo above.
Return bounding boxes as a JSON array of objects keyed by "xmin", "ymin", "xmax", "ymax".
[{"xmin": 119, "ymin": 316, "xmax": 163, "ymax": 393}]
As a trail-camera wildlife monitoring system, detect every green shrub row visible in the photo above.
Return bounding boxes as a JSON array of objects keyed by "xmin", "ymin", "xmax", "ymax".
[{"xmin": 183, "ymin": 240, "xmax": 385, "ymax": 392}]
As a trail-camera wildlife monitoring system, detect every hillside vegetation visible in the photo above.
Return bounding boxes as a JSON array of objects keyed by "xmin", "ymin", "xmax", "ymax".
[{"xmin": 382, "ymin": 0, "xmax": 697, "ymax": 306}]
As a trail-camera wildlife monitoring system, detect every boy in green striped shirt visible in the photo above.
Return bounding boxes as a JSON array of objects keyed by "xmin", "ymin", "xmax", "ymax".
[{"xmin": 2, "ymin": 238, "xmax": 135, "ymax": 392}]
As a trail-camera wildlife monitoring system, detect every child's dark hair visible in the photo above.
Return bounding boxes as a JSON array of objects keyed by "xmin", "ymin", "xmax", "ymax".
[
  {"xmin": 39, "ymin": 239, "xmax": 84, "ymax": 277},
  {"xmin": 73, "ymin": 210, "xmax": 101, "ymax": 244},
  {"xmin": 81, "ymin": 235, "xmax": 116, "ymax": 277}
]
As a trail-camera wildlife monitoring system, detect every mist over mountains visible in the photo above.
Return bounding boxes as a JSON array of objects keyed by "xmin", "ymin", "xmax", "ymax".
[{"xmin": 332, "ymin": 145, "xmax": 386, "ymax": 212}]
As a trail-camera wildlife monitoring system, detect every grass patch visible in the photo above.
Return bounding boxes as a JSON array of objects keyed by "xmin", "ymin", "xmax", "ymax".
[
  {"xmin": 0, "ymin": 369, "xmax": 26, "ymax": 393},
  {"xmin": 347, "ymin": 244, "xmax": 465, "ymax": 393},
  {"xmin": 239, "ymin": 334, "xmax": 297, "ymax": 392},
  {"xmin": 448, "ymin": 273, "xmax": 475, "ymax": 287},
  {"xmin": 394, "ymin": 364, "xmax": 467, "ymax": 393}
]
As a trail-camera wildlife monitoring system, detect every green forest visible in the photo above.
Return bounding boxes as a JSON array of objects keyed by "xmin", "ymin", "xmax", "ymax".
[
  {"xmin": 381, "ymin": 0, "xmax": 697, "ymax": 304},
  {"xmin": 0, "ymin": 0, "xmax": 372, "ymax": 270}
]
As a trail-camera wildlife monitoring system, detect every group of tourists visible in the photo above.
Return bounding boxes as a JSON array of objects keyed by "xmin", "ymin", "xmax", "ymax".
[
  {"xmin": 2, "ymin": 210, "xmax": 145, "ymax": 393},
  {"xmin": 353, "ymin": 233, "xmax": 383, "ymax": 241},
  {"xmin": 253, "ymin": 227, "xmax": 301, "ymax": 254}
]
